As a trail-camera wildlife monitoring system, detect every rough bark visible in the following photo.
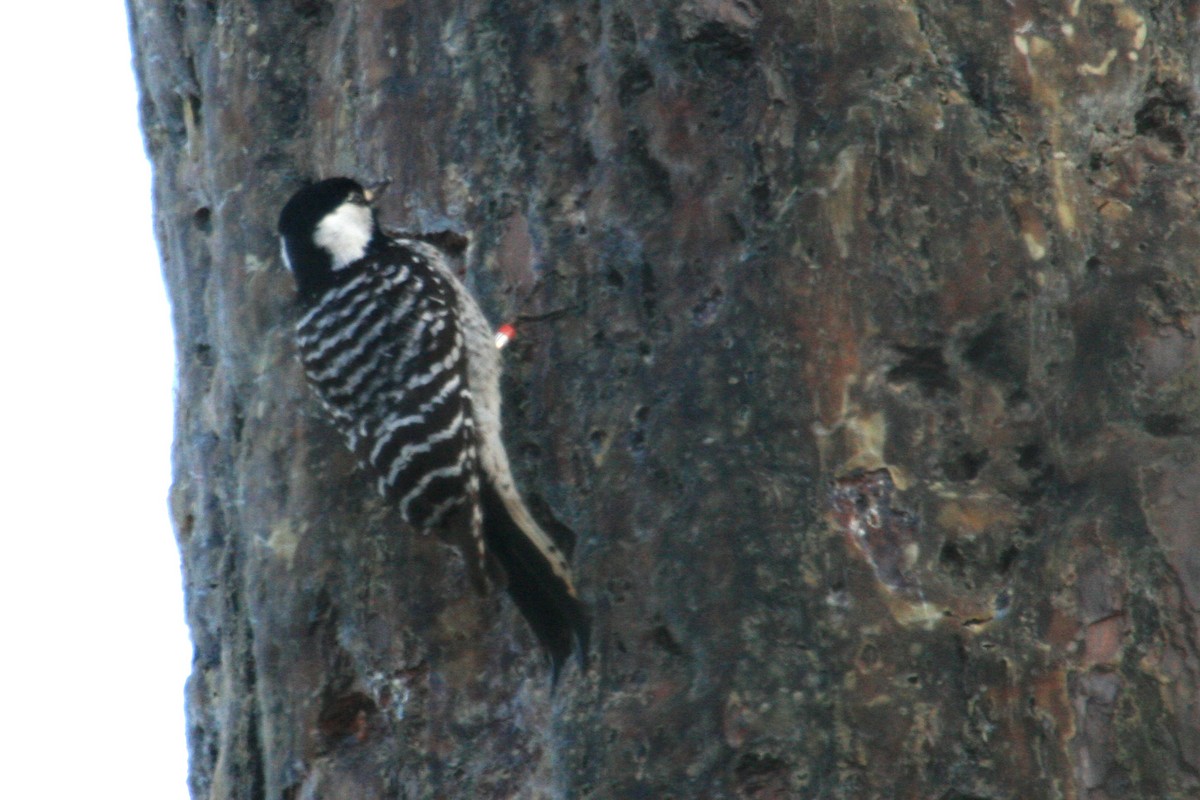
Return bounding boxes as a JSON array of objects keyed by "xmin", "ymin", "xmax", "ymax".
[{"xmin": 130, "ymin": 1, "xmax": 1200, "ymax": 798}]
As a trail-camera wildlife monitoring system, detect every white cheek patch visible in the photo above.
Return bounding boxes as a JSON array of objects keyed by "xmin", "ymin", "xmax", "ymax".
[{"xmin": 314, "ymin": 203, "xmax": 374, "ymax": 270}]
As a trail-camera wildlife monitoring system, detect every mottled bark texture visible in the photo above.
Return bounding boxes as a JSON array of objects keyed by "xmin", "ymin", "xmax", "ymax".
[{"xmin": 130, "ymin": 0, "xmax": 1200, "ymax": 797}]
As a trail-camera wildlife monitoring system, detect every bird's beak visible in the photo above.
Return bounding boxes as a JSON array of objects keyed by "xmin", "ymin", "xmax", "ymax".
[{"xmin": 362, "ymin": 177, "xmax": 392, "ymax": 204}]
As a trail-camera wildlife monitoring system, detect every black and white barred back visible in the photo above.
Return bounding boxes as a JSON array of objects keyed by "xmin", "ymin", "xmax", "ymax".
[
  {"xmin": 295, "ymin": 246, "xmax": 481, "ymax": 538},
  {"xmin": 278, "ymin": 178, "xmax": 588, "ymax": 678}
]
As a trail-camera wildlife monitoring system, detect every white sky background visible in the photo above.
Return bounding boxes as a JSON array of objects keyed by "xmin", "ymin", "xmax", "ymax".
[{"xmin": 0, "ymin": 4, "xmax": 190, "ymax": 798}]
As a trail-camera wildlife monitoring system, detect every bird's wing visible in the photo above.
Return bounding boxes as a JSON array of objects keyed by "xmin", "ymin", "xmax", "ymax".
[{"xmin": 295, "ymin": 245, "xmax": 484, "ymax": 553}]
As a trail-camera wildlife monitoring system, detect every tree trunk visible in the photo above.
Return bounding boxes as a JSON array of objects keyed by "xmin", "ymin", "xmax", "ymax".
[{"xmin": 129, "ymin": 1, "xmax": 1200, "ymax": 797}]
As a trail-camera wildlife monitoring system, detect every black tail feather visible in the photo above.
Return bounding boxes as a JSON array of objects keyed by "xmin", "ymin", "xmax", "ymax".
[{"xmin": 480, "ymin": 480, "xmax": 590, "ymax": 681}]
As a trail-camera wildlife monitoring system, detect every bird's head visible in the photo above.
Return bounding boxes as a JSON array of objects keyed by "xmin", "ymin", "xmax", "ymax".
[{"xmin": 278, "ymin": 177, "xmax": 389, "ymax": 296}]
